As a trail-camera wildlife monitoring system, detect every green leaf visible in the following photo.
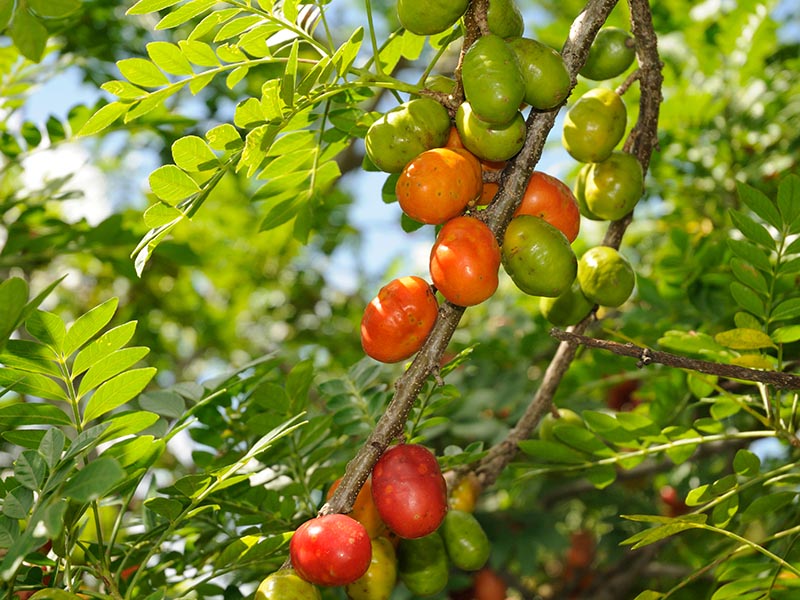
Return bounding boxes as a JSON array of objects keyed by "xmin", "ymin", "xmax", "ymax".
[
  {"xmin": 727, "ymin": 239, "xmax": 772, "ymax": 274},
  {"xmin": 61, "ymin": 457, "xmax": 125, "ymax": 502},
  {"xmin": 0, "ymin": 278, "xmax": 28, "ymax": 349},
  {"xmin": 709, "ymin": 397, "xmax": 742, "ymax": 420},
  {"xmin": 740, "ymin": 491, "xmax": 796, "ymax": 523},
  {"xmin": 331, "ymin": 27, "xmax": 363, "ymax": 77},
  {"xmin": 101, "ymin": 80, "xmax": 146, "ymax": 100},
  {"xmin": 657, "ymin": 330, "xmax": 726, "ymax": 358},
  {"xmin": 737, "ymin": 181, "xmax": 782, "ymax": 230},
  {"xmin": 156, "ymin": 0, "xmax": 216, "ymax": 30},
  {"xmin": 82, "ymin": 368, "xmax": 157, "ymax": 424},
  {"xmin": 138, "ymin": 390, "xmax": 185, "ymax": 418},
  {"xmin": 0, "ymin": 341, "xmax": 58, "ymax": 377},
  {"xmin": 144, "ymin": 202, "xmax": 183, "ymax": 228},
  {"xmin": 226, "ymin": 65, "xmax": 249, "ymax": 89},
  {"xmin": 286, "ymin": 359, "xmax": 313, "ymax": 411},
  {"xmin": 77, "ymin": 102, "xmax": 129, "ymax": 137},
  {"xmin": 622, "ymin": 515, "xmax": 705, "ymax": 549},
  {"xmin": 38, "ymin": 428, "xmax": 65, "ymax": 469},
  {"xmin": 0, "ymin": 0, "xmax": 13, "ymax": 29},
  {"xmin": 124, "ymin": 86, "xmax": 179, "ymax": 121},
  {"xmin": 63, "ymin": 298, "xmax": 118, "ymax": 358},
  {"xmin": 15, "ymin": 451, "xmax": 47, "ymax": 491},
  {"xmin": 731, "ymin": 210, "xmax": 776, "ymax": 250},
  {"xmin": 634, "ymin": 592, "xmax": 665, "ymax": 600},
  {"xmin": 149, "ymin": 165, "xmax": 201, "ymax": 205},
  {"xmin": 117, "ymin": 58, "xmax": 170, "ymax": 87},
  {"xmin": 127, "ymin": 0, "xmax": 181, "ymax": 15},
  {"xmin": 3, "ymin": 430, "xmax": 46, "ymax": 449},
  {"xmin": 3, "ymin": 487, "xmax": 33, "ymax": 519},
  {"xmin": 214, "ymin": 15, "xmax": 263, "ymax": 42},
  {"xmin": 772, "ymin": 298, "xmax": 800, "ymax": 322},
  {"xmin": 73, "ymin": 321, "xmax": 137, "ymax": 377},
  {"xmin": 778, "ymin": 256, "xmax": 800, "ymax": 275},
  {"xmin": 663, "ymin": 428, "xmax": 698, "ymax": 465},
  {"xmin": 772, "ymin": 325, "xmax": 800, "ymax": 344},
  {"xmin": 178, "ymin": 39, "xmax": 220, "ymax": 67},
  {"xmin": 145, "ymin": 497, "xmax": 185, "ymax": 521},
  {"xmin": 778, "ymin": 174, "xmax": 800, "ymax": 230},
  {"xmin": 730, "ymin": 282, "xmax": 765, "ymax": 318},
  {"xmin": 9, "ymin": 5, "xmax": 47, "ymax": 62},
  {"xmin": 172, "ymin": 136, "xmax": 219, "ymax": 172},
  {"xmin": 517, "ymin": 440, "xmax": 588, "ymax": 465},
  {"xmin": 733, "ymin": 449, "xmax": 760, "ymax": 476},
  {"xmin": 29, "ymin": 0, "xmax": 81, "ymax": 18},
  {"xmin": 78, "ymin": 347, "xmax": 150, "ymax": 398},
  {"xmin": 714, "ymin": 328, "xmax": 774, "ymax": 350},
  {"xmin": 206, "ymin": 124, "xmax": 242, "ymax": 151},
  {"xmin": 711, "ymin": 493, "xmax": 739, "ymax": 528},
  {"xmin": 29, "ymin": 590, "xmax": 85, "ymax": 600},
  {"xmin": 585, "ymin": 464, "xmax": 617, "ymax": 489},
  {"xmin": 280, "ymin": 40, "xmax": 299, "ymax": 108},
  {"xmin": 0, "ymin": 403, "xmax": 72, "ymax": 426},
  {"xmin": 730, "ymin": 258, "xmax": 768, "ymax": 295},
  {"xmin": 100, "ymin": 411, "xmax": 159, "ymax": 442},
  {"xmin": 26, "ymin": 311, "xmax": 66, "ymax": 354},
  {"xmin": 0, "ymin": 369, "xmax": 65, "ymax": 402},
  {"xmin": 146, "ymin": 41, "xmax": 194, "ymax": 75},
  {"xmin": 686, "ymin": 484, "xmax": 712, "ymax": 506}
]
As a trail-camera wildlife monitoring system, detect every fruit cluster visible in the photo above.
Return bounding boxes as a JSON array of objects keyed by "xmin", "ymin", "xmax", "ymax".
[
  {"xmin": 256, "ymin": 444, "xmax": 496, "ymax": 599},
  {"xmin": 360, "ymin": 9, "xmax": 642, "ymax": 363}
]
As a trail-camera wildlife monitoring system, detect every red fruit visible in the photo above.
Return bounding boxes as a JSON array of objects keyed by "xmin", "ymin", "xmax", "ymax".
[
  {"xmin": 565, "ymin": 530, "xmax": 595, "ymax": 569},
  {"xmin": 430, "ymin": 216, "xmax": 501, "ymax": 306},
  {"xmin": 371, "ymin": 444, "xmax": 448, "ymax": 539},
  {"xmin": 361, "ymin": 276, "xmax": 439, "ymax": 363},
  {"xmin": 514, "ymin": 171, "xmax": 581, "ymax": 243},
  {"xmin": 289, "ymin": 514, "xmax": 372, "ymax": 586},
  {"xmin": 327, "ymin": 477, "xmax": 387, "ymax": 538},
  {"xmin": 474, "ymin": 567, "xmax": 508, "ymax": 600},
  {"xmin": 659, "ymin": 485, "xmax": 689, "ymax": 517}
]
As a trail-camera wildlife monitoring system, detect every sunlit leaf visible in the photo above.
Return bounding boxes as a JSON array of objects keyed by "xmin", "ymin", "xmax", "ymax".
[
  {"xmin": 736, "ymin": 181, "xmax": 782, "ymax": 230},
  {"xmin": 172, "ymin": 136, "xmax": 219, "ymax": 172},
  {"xmin": 149, "ymin": 165, "xmax": 201, "ymax": 205},
  {"xmin": 147, "ymin": 41, "xmax": 194, "ymax": 75},
  {"xmin": 83, "ymin": 368, "xmax": 157, "ymax": 424},
  {"xmin": 156, "ymin": 0, "xmax": 216, "ymax": 30},
  {"xmin": 63, "ymin": 298, "xmax": 119, "ymax": 358},
  {"xmin": 72, "ymin": 321, "xmax": 137, "ymax": 377},
  {"xmin": 78, "ymin": 347, "xmax": 150, "ymax": 398},
  {"xmin": 714, "ymin": 328, "xmax": 774, "ymax": 350},
  {"xmin": 117, "ymin": 58, "xmax": 170, "ymax": 87},
  {"xmin": 62, "ymin": 457, "xmax": 125, "ymax": 502}
]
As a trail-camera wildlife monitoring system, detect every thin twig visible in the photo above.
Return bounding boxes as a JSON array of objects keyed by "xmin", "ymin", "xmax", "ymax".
[{"xmin": 551, "ymin": 329, "xmax": 800, "ymax": 390}]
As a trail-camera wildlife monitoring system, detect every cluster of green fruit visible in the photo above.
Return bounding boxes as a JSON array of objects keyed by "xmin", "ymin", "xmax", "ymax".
[{"xmin": 255, "ymin": 444, "xmax": 493, "ymax": 599}]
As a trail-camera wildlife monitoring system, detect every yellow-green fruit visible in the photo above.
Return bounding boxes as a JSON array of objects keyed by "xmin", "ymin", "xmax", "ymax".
[
  {"xmin": 455, "ymin": 102, "xmax": 526, "ymax": 162},
  {"xmin": 487, "ymin": 0, "xmax": 524, "ymax": 38},
  {"xmin": 539, "ymin": 408, "xmax": 583, "ymax": 441},
  {"xmin": 502, "ymin": 215, "xmax": 577, "ymax": 298},
  {"xmin": 585, "ymin": 151, "xmax": 644, "ymax": 220},
  {"xmin": 397, "ymin": 532, "xmax": 449, "ymax": 596},
  {"xmin": 562, "ymin": 88, "xmax": 627, "ymax": 163},
  {"xmin": 462, "ymin": 34, "xmax": 526, "ymax": 125},
  {"xmin": 574, "ymin": 163, "xmax": 603, "ymax": 221},
  {"xmin": 581, "ymin": 27, "xmax": 636, "ymax": 81},
  {"xmin": 441, "ymin": 510, "xmax": 491, "ymax": 572},
  {"xmin": 397, "ymin": 0, "xmax": 468, "ymax": 35},
  {"xmin": 507, "ymin": 37, "xmax": 571, "ymax": 111},
  {"xmin": 577, "ymin": 246, "xmax": 636, "ymax": 308},
  {"xmin": 540, "ymin": 280, "xmax": 594, "ymax": 326},
  {"xmin": 425, "ymin": 75, "xmax": 456, "ymax": 95},
  {"xmin": 346, "ymin": 537, "xmax": 397, "ymax": 600},
  {"xmin": 365, "ymin": 98, "xmax": 451, "ymax": 173},
  {"xmin": 255, "ymin": 569, "xmax": 322, "ymax": 600}
]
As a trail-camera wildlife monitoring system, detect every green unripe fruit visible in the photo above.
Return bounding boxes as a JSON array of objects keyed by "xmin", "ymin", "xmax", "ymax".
[
  {"xmin": 397, "ymin": 532, "xmax": 449, "ymax": 596},
  {"xmin": 581, "ymin": 27, "xmax": 636, "ymax": 81},
  {"xmin": 397, "ymin": 0, "xmax": 468, "ymax": 35},
  {"xmin": 425, "ymin": 75, "xmax": 456, "ymax": 95},
  {"xmin": 255, "ymin": 569, "xmax": 322, "ymax": 600},
  {"xmin": 507, "ymin": 37, "xmax": 571, "ymax": 111},
  {"xmin": 502, "ymin": 215, "xmax": 577, "ymax": 298},
  {"xmin": 487, "ymin": 0, "xmax": 524, "ymax": 38},
  {"xmin": 462, "ymin": 34, "xmax": 525, "ymax": 125},
  {"xmin": 539, "ymin": 408, "xmax": 584, "ymax": 441},
  {"xmin": 562, "ymin": 88, "xmax": 627, "ymax": 163},
  {"xmin": 455, "ymin": 102, "xmax": 526, "ymax": 162},
  {"xmin": 441, "ymin": 510, "xmax": 491, "ymax": 571},
  {"xmin": 584, "ymin": 151, "xmax": 644, "ymax": 220},
  {"xmin": 573, "ymin": 163, "xmax": 603, "ymax": 221},
  {"xmin": 540, "ymin": 280, "xmax": 594, "ymax": 326},
  {"xmin": 577, "ymin": 246, "xmax": 636, "ymax": 308},
  {"xmin": 365, "ymin": 98, "xmax": 451, "ymax": 173}
]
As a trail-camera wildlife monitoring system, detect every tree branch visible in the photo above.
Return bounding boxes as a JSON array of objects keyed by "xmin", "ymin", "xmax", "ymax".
[
  {"xmin": 551, "ymin": 329, "xmax": 800, "ymax": 390},
  {"xmin": 323, "ymin": 0, "xmax": 629, "ymax": 517},
  {"xmin": 475, "ymin": 0, "xmax": 663, "ymax": 489}
]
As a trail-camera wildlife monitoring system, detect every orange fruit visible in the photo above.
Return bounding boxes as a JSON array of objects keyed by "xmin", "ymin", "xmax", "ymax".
[
  {"xmin": 514, "ymin": 171, "xmax": 581, "ymax": 242},
  {"xmin": 328, "ymin": 477, "xmax": 388, "ymax": 539},
  {"xmin": 396, "ymin": 148, "xmax": 482, "ymax": 224},
  {"xmin": 430, "ymin": 216, "xmax": 501, "ymax": 306},
  {"xmin": 361, "ymin": 276, "xmax": 439, "ymax": 363}
]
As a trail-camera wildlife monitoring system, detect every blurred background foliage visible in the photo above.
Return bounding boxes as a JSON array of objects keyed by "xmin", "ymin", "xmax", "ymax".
[{"xmin": 0, "ymin": 0, "xmax": 799, "ymax": 598}]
